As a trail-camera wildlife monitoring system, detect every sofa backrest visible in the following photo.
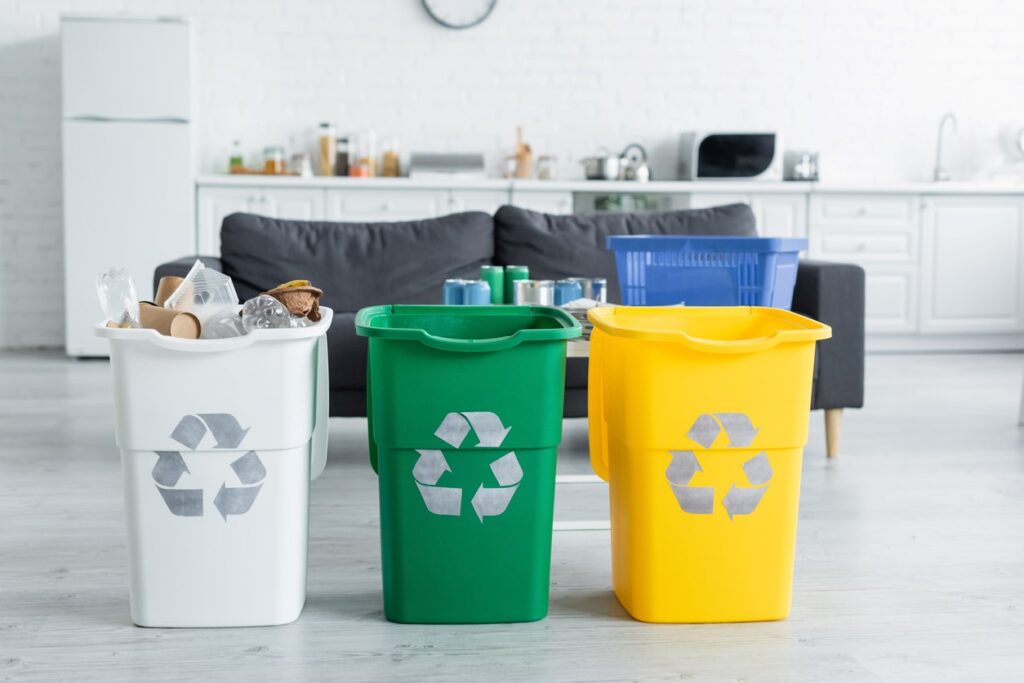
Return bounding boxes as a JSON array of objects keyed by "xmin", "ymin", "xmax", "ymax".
[
  {"xmin": 493, "ymin": 203, "xmax": 757, "ymax": 303},
  {"xmin": 220, "ymin": 211, "xmax": 495, "ymax": 312}
]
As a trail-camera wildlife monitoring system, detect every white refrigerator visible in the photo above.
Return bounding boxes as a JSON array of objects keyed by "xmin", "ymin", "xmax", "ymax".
[{"xmin": 62, "ymin": 15, "xmax": 195, "ymax": 356}]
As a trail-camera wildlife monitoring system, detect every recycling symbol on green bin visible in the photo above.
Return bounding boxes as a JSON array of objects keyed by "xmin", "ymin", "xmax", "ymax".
[
  {"xmin": 152, "ymin": 413, "xmax": 266, "ymax": 521},
  {"xmin": 412, "ymin": 411, "xmax": 523, "ymax": 522},
  {"xmin": 665, "ymin": 413, "xmax": 773, "ymax": 519}
]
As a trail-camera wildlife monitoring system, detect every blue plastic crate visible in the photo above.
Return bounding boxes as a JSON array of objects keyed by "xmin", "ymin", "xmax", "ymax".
[{"xmin": 606, "ymin": 235, "xmax": 807, "ymax": 309}]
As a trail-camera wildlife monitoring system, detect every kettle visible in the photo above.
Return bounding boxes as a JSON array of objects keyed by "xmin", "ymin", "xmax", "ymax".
[{"xmin": 619, "ymin": 143, "xmax": 651, "ymax": 182}]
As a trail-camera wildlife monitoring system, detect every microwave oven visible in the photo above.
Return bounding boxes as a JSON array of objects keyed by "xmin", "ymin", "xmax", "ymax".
[{"xmin": 677, "ymin": 132, "xmax": 782, "ymax": 180}]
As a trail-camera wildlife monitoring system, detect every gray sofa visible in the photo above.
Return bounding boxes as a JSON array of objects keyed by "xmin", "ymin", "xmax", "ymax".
[{"xmin": 156, "ymin": 203, "xmax": 864, "ymax": 456}]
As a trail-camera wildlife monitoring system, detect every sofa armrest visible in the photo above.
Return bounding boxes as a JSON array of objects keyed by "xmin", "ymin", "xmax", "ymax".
[
  {"xmin": 792, "ymin": 260, "xmax": 865, "ymax": 411},
  {"xmin": 153, "ymin": 256, "xmax": 223, "ymax": 294}
]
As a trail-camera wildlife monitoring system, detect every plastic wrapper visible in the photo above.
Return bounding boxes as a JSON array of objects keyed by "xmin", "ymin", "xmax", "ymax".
[{"xmin": 96, "ymin": 268, "xmax": 141, "ymax": 328}]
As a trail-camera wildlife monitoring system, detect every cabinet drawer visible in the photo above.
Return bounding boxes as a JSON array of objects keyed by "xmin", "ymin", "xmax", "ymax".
[
  {"xmin": 810, "ymin": 226, "xmax": 917, "ymax": 262},
  {"xmin": 510, "ymin": 190, "xmax": 573, "ymax": 215},
  {"xmin": 811, "ymin": 194, "xmax": 917, "ymax": 227},
  {"xmin": 326, "ymin": 189, "xmax": 445, "ymax": 221}
]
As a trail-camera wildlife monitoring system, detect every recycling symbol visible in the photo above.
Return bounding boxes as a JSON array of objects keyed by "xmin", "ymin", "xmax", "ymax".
[
  {"xmin": 152, "ymin": 413, "xmax": 266, "ymax": 521},
  {"xmin": 412, "ymin": 411, "xmax": 523, "ymax": 522},
  {"xmin": 665, "ymin": 413, "xmax": 773, "ymax": 520}
]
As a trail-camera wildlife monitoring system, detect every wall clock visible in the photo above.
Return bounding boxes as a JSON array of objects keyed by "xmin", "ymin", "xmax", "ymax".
[{"xmin": 421, "ymin": 0, "xmax": 497, "ymax": 29}]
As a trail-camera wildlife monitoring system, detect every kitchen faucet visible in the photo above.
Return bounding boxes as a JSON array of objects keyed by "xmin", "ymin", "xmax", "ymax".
[{"xmin": 933, "ymin": 112, "xmax": 957, "ymax": 181}]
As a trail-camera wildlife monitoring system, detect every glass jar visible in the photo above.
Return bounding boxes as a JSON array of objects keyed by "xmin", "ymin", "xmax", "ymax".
[
  {"xmin": 318, "ymin": 122, "xmax": 335, "ymax": 176},
  {"xmin": 536, "ymin": 155, "xmax": 557, "ymax": 180},
  {"xmin": 263, "ymin": 146, "xmax": 286, "ymax": 175},
  {"xmin": 334, "ymin": 136, "xmax": 350, "ymax": 176},
  {"xmin": 381, "ymin": 136, "xmax": 400, "ymax": 177},
  {"xmin": 354, "ymin": 129, "xmax": 376, "ymax": 177}
]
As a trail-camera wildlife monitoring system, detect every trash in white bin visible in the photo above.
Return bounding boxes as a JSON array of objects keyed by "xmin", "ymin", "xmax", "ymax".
[{"xmin": 95, "ymin": 307, "xmax": 332, "ymax": 627}]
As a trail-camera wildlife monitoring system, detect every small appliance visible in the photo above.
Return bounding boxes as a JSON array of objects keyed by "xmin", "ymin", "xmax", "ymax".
[{"xmin": 677, "ymin": 132, "xmax": 782, "ymax": 180}]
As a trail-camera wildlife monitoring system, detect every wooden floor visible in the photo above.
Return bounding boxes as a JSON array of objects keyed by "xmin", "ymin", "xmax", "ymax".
[{"xmin": 2, "ymin": 351, "xmax": 1024, "ymax": 682}]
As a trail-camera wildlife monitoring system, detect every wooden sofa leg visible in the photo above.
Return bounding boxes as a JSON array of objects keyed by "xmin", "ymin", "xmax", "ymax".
[{"xmin": 825, "ymin": 408, "xmax": 842, "ymax": 458}]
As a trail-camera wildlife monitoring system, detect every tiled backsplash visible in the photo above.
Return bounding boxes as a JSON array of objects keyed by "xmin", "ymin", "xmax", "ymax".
[{"xmin": 2, "ymin": 0, "xmax": 1022, "ymax": 348}]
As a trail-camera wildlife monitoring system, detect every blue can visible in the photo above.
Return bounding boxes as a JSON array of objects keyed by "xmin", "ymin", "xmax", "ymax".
[
  {"xmin": 567, "ymin": 277, "xmax": 608, "ymax": 303},
  {"xmin": 443, "ymin": 279, "xmax": 466, "ymax": 305},
  {"xmin": 554, "ymin": 279, "xmax": 584, "ymax": 306},
  {"xmin": 463, "ymin": 279, "xmax": 492, "ymax": 305}
]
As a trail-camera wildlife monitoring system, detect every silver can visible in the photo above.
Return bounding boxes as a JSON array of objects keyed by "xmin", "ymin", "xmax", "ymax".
[
  {"xmin": 567, "ymin": 277, "xmax": 608, "ymax": 303},
  {"xmin": 512, "ymin": 279, "xmax": 555, "ymax": 305}
]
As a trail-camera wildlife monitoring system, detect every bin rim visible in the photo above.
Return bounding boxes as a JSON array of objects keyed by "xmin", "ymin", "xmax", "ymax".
[
  {"xmin": 94, "ymin": 307, "xmax": 334, "ymax": 352},
  {"xmin": 605, "ymin": 235, "xmax": 808, "ymax": 253},
  {"xmin": 355, "ymin": 304, "xmax": 581, "ymax": 353},
  {"xmin": 588, "ymin": 305, "xmax": 830, "ymax": 354}
]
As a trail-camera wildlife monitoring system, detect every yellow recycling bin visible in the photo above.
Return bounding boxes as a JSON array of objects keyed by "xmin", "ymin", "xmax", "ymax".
[{"xmin": 587, "ymin": 306, "xmax": 831, "ymax": 623}]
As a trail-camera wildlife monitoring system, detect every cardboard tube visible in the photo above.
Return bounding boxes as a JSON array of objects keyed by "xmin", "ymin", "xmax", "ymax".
[
  {"xmin": 139, "ymin": 303, "xmax": 200, "ymax": 339},
  {"xmin": 154, "ymin": 276, "xmax": 185, "ymax": 307}
]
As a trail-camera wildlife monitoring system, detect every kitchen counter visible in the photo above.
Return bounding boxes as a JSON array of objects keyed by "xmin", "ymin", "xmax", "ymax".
[{"xmin": 197, "ymin": 174, "xmax": 1024, "ymax": 195}]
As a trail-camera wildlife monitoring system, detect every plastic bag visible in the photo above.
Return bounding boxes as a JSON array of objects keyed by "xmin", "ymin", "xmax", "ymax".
[{"xmin": 96, "ymin": 268, "xmax": 140, "ymax": 328}]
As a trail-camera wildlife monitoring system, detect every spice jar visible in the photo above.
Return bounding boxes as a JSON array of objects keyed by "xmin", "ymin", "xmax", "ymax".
[
  {"xmin": 263, "ymin": 146, "xmax": 286, "ymax": 175},
  {"xmin": 381, "ymin": 136, "xmax": 400, "ymax": 177},
  {"xmin": 334, "ymin": 136, "xmax": 350, "ymax": 176}
]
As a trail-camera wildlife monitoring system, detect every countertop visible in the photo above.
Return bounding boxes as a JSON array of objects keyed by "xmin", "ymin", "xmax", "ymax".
[{"xmin": 196, "ymin": 174, "xmax": 1024, "ymax": 195}]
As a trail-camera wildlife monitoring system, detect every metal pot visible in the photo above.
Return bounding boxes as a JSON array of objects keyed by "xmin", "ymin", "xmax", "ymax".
[{"xmin": 581, "ymin": 147, "xmax": 620, "ymax": 180}]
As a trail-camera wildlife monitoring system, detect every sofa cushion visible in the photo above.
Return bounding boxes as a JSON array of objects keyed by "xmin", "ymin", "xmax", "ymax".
[
  {"xmin": 493, "ymin": 204, "xmax": 756, "ymax": 303},
  {"xmin": 219, "ymin": 211, "xmax": 496, "ymax": 312}
]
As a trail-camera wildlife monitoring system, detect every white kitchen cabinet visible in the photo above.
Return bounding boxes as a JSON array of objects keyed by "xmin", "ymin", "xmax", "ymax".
[
  {"xmin": 862, "ymin": 265, "xmax": 919, "ymax": 334},
  {"xmin": 689, "ymin": 193, "xmax": 807, "ymax": 238},
  {"xmin": 447, "ymin": 189, "xmax": 510, "ymax": 215},
  {"xmin": 510, "ymin": 190, "xmax": 573, "ymax": 214},
  {"xmin": 197, "ymin": 187, "xmax": 324, "ymax": 254},
  {"xmin": 749, "ymin": 194, "xmax": 808, "ymax": 238},
  {"xmin": 808, "ymin": 193, "xmax": 923, "ymax": 335},
  {"xmin": 325, "ymin": 188, "xmax": 446, "ymax": 222},
  {"xmin": 920, "ymin": 197, "xmax": 1024, "ymax": 334}
]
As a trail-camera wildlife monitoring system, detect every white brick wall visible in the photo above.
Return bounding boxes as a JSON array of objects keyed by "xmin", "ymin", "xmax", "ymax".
[{"xmin": 2, "ymin": 0, "xmax": 1023, "ymax": 348}]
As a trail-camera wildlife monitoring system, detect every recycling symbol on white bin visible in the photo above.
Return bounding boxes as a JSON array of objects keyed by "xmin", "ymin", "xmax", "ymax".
[
  {"xmin": 665, "ymin": 413, "xmax": 773, "ymax": 520},
  {"xmin": 412, "ymin": 412, "xmax": 523, "ymax": 522},
  {"xmin": 152, "ymin": 413, "xmax": 266, "ymax": 521}
]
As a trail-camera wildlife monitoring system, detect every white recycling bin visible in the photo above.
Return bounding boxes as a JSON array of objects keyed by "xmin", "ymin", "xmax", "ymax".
[{"xmin": 95, "ymin": 308, "xmax": 332, "ymax": 627}]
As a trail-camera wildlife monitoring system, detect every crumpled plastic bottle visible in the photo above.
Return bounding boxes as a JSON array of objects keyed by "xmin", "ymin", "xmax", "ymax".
[
  {"xmin": 201, "ymin": 306, "xmax": 246, "ymax": 339},
  {"xmin": 241, "ymin": 295, "xmax": 292, "ymax": 331}
]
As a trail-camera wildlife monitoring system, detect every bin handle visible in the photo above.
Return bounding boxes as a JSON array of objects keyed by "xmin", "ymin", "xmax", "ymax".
[
  {"xmin": 587, "ymin": 330, "xmax": 610, "ymax": 481},
  {"xmin": 670, "ymin": 328, "xmax": 829, "ymax": 354},
  {"xmin": 310, "ymin": 335, "xmax": 329, "ymax": 481}
]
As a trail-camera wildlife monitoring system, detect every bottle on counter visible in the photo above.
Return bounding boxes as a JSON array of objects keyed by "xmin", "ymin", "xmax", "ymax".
[
  {"xmin": 381, "ymin": 136, "xmax": 400, "ymax": 177},
  {"xmin": 334, "ymin": 136, "xmax": 350, "ymax": 176},
  {"xmin": 229, "ymin": 140, "xmax": 245, "ymax": 174},
  {"xmin": 318, "ymin": 122, "xmax": 336, "ymax": 176},
  {"xmin": 263, "ymin": 146, "xmax": 286, "ymax": 175}
]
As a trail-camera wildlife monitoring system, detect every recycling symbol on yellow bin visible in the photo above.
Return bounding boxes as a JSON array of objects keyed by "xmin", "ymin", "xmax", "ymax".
[
  {"xmin": 666, "ymin": 413, "xmax": 773, "ymax": 519},
  {"xmin": 412, "ymin": 412, "xmax": 523, "ymax": 522},
  {"xmin": 152, "ymin": 413, "xmax": 266, "ymax": 521}
]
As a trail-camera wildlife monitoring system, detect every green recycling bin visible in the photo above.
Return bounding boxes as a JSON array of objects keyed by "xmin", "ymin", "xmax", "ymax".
[{"xmin": 355, "ymin": 305, "xmax": 582, "ymax": 624}]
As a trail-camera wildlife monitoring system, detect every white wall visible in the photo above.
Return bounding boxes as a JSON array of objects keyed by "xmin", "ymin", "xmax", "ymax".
[{"xmin": 3, "ymin": 0, "xmax": 1024, "ymax": 348}]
